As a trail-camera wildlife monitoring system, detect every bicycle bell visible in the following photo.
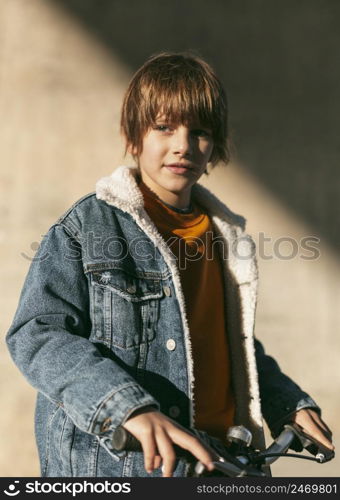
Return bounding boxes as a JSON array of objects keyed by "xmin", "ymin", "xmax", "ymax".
[{"xmin": 226, "ymin": 425, "xmax": 253, "ymax": 447}]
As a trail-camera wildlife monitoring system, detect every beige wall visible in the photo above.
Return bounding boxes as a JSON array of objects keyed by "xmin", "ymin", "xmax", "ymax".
[{"xmin": 1, "ymin": 0, "xmax": 338, "ymax": 476}]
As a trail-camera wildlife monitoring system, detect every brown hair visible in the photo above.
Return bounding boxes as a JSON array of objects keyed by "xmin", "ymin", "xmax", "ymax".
[{"xmin": 120, "ymin": 52, "xmax": 229, "ymax": 166}]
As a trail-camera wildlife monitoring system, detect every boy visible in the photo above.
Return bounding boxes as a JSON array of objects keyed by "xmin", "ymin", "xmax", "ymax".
[{"xmin": 6, "ymin": 52, "xmax": 333, "ymax": 477}]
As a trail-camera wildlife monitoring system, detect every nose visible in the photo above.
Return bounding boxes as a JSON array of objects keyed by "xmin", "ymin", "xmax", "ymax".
[{"xmin": 172, "ymin": 126, "xmax": 192, "ymax": 157}]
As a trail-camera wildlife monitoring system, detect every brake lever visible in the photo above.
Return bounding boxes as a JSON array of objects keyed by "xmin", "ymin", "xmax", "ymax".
[{"xmin": 284, "ymin": 423, "xmax": 335, "ymax": 463}]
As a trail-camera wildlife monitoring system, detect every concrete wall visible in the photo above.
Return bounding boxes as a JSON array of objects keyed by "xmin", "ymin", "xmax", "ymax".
[{"xmin": 1, "ymin": 0, "xmax": 339, "ymax": 476}]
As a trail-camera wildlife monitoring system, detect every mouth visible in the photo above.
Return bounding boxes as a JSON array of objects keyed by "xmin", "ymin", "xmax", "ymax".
[{"xmin": 164, "ymin": 163, "xmax": 194, "ymax": 174}]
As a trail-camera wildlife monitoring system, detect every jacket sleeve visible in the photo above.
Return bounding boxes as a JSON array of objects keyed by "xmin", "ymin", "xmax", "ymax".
[
  {"xmin": 254, "ymin": 337, "xmax": 321, "ymax": 438},
  {"xmin": 6, "ymin": 223, "xmax": 160, "ymax": 455}
]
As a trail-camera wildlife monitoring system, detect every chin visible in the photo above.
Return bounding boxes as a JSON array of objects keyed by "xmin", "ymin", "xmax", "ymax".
[{"xmin": 164, "ymin": 178, "xmax": 192, "ymax": 193}]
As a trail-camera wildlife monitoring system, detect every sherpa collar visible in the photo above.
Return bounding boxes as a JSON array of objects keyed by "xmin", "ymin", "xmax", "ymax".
[{"xmin": 96, "ymin": 165, "xmax": 245, "ymax": 229}]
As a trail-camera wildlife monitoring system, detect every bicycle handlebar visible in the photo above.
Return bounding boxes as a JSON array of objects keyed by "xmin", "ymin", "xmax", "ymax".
[{"xmin": 110, "ymin": 422, "xmax": 335, "ymax": 477}]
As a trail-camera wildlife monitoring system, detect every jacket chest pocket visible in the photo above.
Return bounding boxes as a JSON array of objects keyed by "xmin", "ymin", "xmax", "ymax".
[{"xmin": 88, "ymin": 268, "xmax": 163, "ymax": 350}]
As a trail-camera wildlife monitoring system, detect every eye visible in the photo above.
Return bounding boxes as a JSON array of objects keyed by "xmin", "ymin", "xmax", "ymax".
[
  {"xmin": 154, "ymin": 124, "xmax": 173, "ymax": 133},
  {"xmin": 191, "ymin": 128, "xmax": 211, "ymax": 138}
]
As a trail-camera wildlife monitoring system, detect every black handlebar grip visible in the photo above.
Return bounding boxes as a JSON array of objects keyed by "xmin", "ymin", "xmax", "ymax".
[
  {"xmin": 112, "ymin": 426, "xmax": 142, "ymax": 451},
  {"xmin": 111, "ymin": 426, "xmax": 197, "ymax": 462}
]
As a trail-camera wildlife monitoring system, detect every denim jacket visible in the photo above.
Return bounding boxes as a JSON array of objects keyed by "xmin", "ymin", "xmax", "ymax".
[{"xmin": 6, "ymin": 165, "xmax": 320, "ymax": 477}]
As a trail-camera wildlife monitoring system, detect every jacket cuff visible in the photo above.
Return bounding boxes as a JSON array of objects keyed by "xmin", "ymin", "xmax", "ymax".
[{"xmin": 89, "ymin": 383, "xmax": 160, "ymax": 461}]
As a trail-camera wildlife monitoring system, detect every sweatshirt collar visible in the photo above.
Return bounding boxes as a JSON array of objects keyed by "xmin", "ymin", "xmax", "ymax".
[{"xmin": 96, "ymin": 165, "xmax": 245, "ymax": 230}]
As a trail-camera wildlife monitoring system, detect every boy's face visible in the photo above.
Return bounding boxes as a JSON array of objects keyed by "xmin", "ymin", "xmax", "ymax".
[{"xmin": 134, "ymin": 115, "xmax": 214, "ymax": 208}]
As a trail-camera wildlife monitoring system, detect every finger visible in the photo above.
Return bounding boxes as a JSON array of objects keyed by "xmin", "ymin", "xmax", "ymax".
[
  {"xmin": 310, "ymin": 412, "xmax": 333, "ymax": 437},
  {"xmin": 296, "ymin": 411, "xmax": 334, "ymax": 446},
  {"xmin": 298, "ymin": 418, "xmax": 335, "ymax": 450},
  {"xmin": 155, "ymin": 430, "xmax": 177, "ymax": 477},
  {"xmin": 294, "ymin": 410, "xmax": 327, "ymax": 434},
  {"xmin": 307, "ymin": 421, "xmax": 335, "ymax": 450},
  {"xmin": 139, "ymin": 431, "xmax": 158, "ymax": 474},
  {"xmin": 168, "ymin": 429, "xmax": 216, "ymax": 471},
  {"xmin": 310, "ymin": 428, "xmax": 334, "ymax": 450},
  {"xmin": 312, "ymin": 419, "xmax": 333, "ymax": 442},
  {"xmin": 153, "ymin": 454, "xmax": 162, "ymax": 470}
]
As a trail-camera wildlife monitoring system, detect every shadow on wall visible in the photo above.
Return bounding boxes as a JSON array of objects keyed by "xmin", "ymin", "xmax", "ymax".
[{"xmin": 50, "ymin": 0, "xmax": 340, "ymax": 251}]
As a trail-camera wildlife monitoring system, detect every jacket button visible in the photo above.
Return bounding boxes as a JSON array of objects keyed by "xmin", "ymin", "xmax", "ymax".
[
  {"xmin": 169, "ymin": 405, "xmax": 180, "ymax": 418},
  {"xmin": 126, "ymin": 285, "xmax": 137, "ymax": 294},
  {"xmin": 166, "ymin": 339, "xmax": 176, "ymax": 351},
  {"xmin": 99, "ymin": 273, "xmax": 110, "ymax": 284},
  {"xmin": 163, "ymin": 286, "xmax": 171, "ymax": 297},
  {"xmin": 100, "ymin": 417, "xmax": 112, "ymax": 432}
]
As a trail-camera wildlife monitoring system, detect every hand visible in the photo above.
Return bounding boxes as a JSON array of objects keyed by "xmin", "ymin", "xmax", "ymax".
[
  {"xmin": 291, "ymin": 409, "xmax": 335, "ymax": 451},
  {"xmin": 122, "ymin": 409, "xmax": 218, "ymax": 477}
]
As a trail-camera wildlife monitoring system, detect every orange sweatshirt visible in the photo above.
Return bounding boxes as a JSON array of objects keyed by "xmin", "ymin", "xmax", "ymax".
[{"xmin": 139, "ymin": 181, "xmax": 235, "ymax": 442}]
